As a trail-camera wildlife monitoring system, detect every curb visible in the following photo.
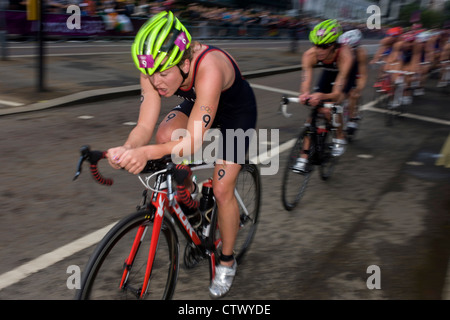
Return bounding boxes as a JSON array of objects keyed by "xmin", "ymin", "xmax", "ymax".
[{"xmin": 0, "ymin": 65, "xmax": 303, "ymax": 117}]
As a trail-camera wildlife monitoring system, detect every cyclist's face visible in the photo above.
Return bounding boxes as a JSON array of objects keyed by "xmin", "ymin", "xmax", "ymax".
[
  {"xmin": 315, "ymin": 44, "xmax": 334, "ymax": 61},
  {"xmin": 149, "ymin": 66, "xmax": 184, "ymax": 97}
]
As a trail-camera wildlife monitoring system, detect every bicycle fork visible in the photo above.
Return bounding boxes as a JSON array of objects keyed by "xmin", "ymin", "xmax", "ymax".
[{"xmin": 119, "ymin": 193, "xmax": 166, "ymax": 299}]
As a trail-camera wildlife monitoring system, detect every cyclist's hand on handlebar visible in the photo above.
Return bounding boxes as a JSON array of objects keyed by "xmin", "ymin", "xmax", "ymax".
[
  {"xmin": 306, "ymin": 92, "xmax": 323, "ymax": 107},
  {"xmin": 116, "ymin": 147, "xmax": 148, "ymax": 175},
  {"xmin": 106, "ymin": 146, "xmax": 129, "ymax": 170},
  {"xmin": 299, "ymin": 93, "xmax": 311, "ymax": 105}
]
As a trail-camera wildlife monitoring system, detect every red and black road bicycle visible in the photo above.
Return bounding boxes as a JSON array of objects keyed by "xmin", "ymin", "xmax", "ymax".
[{"xmin": 73, "ymin": 145, "xmax": 260, "ymax": 299}]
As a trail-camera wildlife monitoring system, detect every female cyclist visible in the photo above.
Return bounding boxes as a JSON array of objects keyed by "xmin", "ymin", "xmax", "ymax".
[
  {"xmin": 294, "ymin": 19, "xmax": 354, "ymax": 173},
  {"xmin": 106, "ymin": 11, "xmax": 257, "ymax": 299},
  {"xmin": 338, "ymin": 29, "xmax": 368, "ymax": 138}
]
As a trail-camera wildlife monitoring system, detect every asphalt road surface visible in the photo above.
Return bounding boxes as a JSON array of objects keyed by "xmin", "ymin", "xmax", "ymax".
[{"xmin": 0, "ymin": 53, "xmax": 449, "ymax": 303}]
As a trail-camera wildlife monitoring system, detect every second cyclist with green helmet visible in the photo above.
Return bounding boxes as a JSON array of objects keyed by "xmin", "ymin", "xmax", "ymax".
[
  {"xmin": 293, "ymin": 19, "xmax": 355, "ymax": 173},
  {"xmin": 106, "ymin": 11, "xmax": 257, "ymax": 299}
]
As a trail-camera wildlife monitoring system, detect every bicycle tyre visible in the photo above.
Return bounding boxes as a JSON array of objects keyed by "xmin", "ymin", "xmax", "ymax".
[
  {"xmin": 319, "ymin": 130, "xmax": 338, "ymax": 181},
  {"xmin": 281, "ymin": 132, "xmax": 312, "ymax": 211},
  {"xmin": 384, "ymin": 92, "xmax": 396, "ymax": 126},
  {"xmin": 209, "ymin": 164, "xmax": 261, "ymax": 264},
  {"xmin": 75, "ymin": 210, "xmax": 179, "ymax": 300}
]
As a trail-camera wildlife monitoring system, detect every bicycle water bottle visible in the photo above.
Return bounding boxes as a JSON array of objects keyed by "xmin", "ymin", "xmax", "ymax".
[
  {"xmin": 199, "ymin": 179, "xmax": 214, "ymax": 237},
  {"xmin": 200, "ymin": 179, "xmax": 214, "ymax": 213}
]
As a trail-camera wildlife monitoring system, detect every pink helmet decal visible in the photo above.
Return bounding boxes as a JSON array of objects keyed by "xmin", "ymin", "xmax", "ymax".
[
  {"xmin": 317, "ymin": 29, "xmax": 326, "ymax": 36},
  {"xmin": 138, "ymin": 55, "xmax": 155, "ymax": 69},
  {"xmin": 174, "ymin": 32, "xmax": 189, "ymax": 51}
]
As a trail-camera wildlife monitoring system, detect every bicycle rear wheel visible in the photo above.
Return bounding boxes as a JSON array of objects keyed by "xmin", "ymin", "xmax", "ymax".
[
  {"xmin": 75, "ymin": 210, "xmax": 179, "ymax": 300},
  {"xmin": 281, "ymin": 132, "xmax": 312, "ymax": 211},
  {"xmin": 384, "ymin": 84, "xmax": 406, "ymax": 126},
  {"xmin": 209, "ymin": 164, "xmax": 261, "ymax": 264},
  {"xmin": 319, "ymin": 131, "xmax": 338, "ymax": 181},
  {"xmin": 384, "ymin": 93, "xmax": 398, "ymax": 126}
]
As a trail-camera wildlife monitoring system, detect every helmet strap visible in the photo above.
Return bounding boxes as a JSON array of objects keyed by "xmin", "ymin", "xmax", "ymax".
[{"xmin": 178, "ymin": 65, "xmax": 189, "ymax": 82}]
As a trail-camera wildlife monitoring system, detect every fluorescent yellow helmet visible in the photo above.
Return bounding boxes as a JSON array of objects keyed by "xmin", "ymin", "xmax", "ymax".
[{"xmin": 131, "ymin": 11, "xmax": 192, "ymax": 75}]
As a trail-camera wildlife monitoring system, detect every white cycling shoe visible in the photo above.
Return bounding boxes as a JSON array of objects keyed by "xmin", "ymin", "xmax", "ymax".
[
  {"xmin": 209, "ymin": 260, "xmax": 237, "ymax": 299},
  {"xmin": 332, "ymin": 139, "xmax": 347, "ymax": 157},
  {"xmin": 292, "ymin": 158, "xmax": 309, "ymax": 173}
]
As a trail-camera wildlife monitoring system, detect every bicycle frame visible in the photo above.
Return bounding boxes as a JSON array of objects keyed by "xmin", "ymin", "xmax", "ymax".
[
  {"xmin": 74, "ymin": 146, "xmax": 260, "ymax": 300},
  {"xmin": 280, "ymin": 96, "xmax": 343, "ymax": 128},
  {"xmin": 441, "ymin": 60, "xmax": 450, "ymax": 83},
  {"xmin": 120, "ymin": 162, "xmax": 217, "ymax": 298},
  {"xmin": 385, "ymin": 69, "xmax": 415, "ymax": 106},
  {"xmin": 280, "ymin": 96, "xmax": 341, "ymax": 163}
]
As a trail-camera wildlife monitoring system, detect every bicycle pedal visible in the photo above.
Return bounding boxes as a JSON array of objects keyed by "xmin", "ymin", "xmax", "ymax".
[{"xmin": 183, "ymin": 243, "xmax": 204, "ymax": 269}]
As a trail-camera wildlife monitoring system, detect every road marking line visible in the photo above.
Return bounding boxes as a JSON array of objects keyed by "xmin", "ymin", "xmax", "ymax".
[
  {"xmin": 406, "ymin": 161, "xmax": 425, "ymax": 166},
  {"xmin": 0, "ymin": 99, "xmax": 25, "ymax": 107},
  {"xmin": 357, "ymin": 154, "xmax": 374, "ymax": 159},
  {"xmin": 249, "ymin": 83, "xmax": 450, "ymax": 127},
  {"xmin": 0, "ymin": 222, "xmax": 116, "ymax": 291},
  {"xmin": 250, "ymin": 83, "xmax": 299, "ymax": 96},
  {"xmin": 250, "ymin": 138, "xmax": 296, "ymax": 164}
]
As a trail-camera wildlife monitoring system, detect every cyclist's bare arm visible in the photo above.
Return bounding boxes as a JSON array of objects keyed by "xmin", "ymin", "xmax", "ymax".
[
  {"xmin": 107, "ymin": 73, "xmax": 161, "ymax": 169},
  {"xmin": 299, "ymin": 48, "xmax": 315, "ymax": 103},
  {"xmin": 441, "ymin": 42, "xmax": 450, "ymax": 61},
  {"xmin": 356, "ymin": 47, "xmax": 368, "ymax": 91},
  {"xmin": 386, "ymin": 41, "xmax": 402, "ymax": 66},
  {"xmin": 423, "ymin": 38, "xmax": 435, "ymax": 64},
  {"xmin": 327, "ymin": 45, "xmax": 354, "ymax": 103},
  {"xmin": 173, "ymin": 52, "xmax": 228, "ymax": 158},
  {"xmin": 126, "ymin": 73, "xmax": 162, "ymax": 148},
  {"xmin": 370, "ymin": 37, "xmax": 391, "ymax": 63}
]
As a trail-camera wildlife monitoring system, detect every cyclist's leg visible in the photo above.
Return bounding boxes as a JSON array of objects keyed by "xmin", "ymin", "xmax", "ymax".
[
  {"xmin": 402, "ymin": 61, "xmax": 414, "ymax": 104},
  {"xmin": 212, "ymin": 105, "xmax": 256, "ymax": 264},
  {"xmin": 346, "ymin": 87, "xmax": 360, "ymax": 137},
  {"xmin": 209, "ymin": 104, "xmax": 256, "ymax": 298},
  {"xmin": 294, "ymin": 70, "xmax": 334, "ymax": 171},
  {"xmin": 320, "ymin": 105, "xmax": 346, "ymax": 156},
  {"xmin": 342, "ymin": 69, "xmax": 358, "ymax": 137},
  {"xmin": 438, "ymin": 43, "xmax": 450, "ymax": 87},
  {"xmin": 292, "ymin": 128, "xmax": 311, "ymax": 173},
  {"xmin": 155, "ymin": 101, "xmax": 196, "ymax": 192},
  {"xmin": 212, "ymin": 161, "xmax": 241, "ymax": 265},
  {"xmin": 155, "ymin": 101, "xmax": 191, "ymax": 144}
]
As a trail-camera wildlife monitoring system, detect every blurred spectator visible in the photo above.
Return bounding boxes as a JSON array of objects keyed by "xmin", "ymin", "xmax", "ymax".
[
  {"xmin": 79, "ymin": 0, "xmax": 97, "ymax": 16},
  {"xmin": 131, "ymin": 0, "xmax": 150, "ymax": 17},
  {"xmin": 100, "ymin": 0, "xmax": 133, "ymax": 32},
  {"xmin": 46, "ymin": 0, "xmax": 70, "ymax": 13},
  {"xmin": 8, "ymin": 0, "xmax": 27, "ymax": 11}
]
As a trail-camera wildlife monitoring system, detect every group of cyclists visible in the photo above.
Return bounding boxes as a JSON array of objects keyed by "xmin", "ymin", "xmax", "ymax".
[
  {"xmin": 371, "ymin": 23, "xmax": 450, "ymax": 102},
  {"xmin": 292, "ymin": 20, "xmax": 449, "ymax": 173},
  {"xmin": 104, "ymin": 10, "xmax": 449, "ymax": 299}
]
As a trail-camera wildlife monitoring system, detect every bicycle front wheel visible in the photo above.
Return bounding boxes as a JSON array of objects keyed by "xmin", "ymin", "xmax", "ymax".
[
  {"xmin": 281, "ymin": 132, "xmax": 312, "ymax": 211},
  {"xmin": 76, "ymin": 210, "xmax": 179, "ymax": 300},
  {"xmin": 209, "ymin": 164, "xmax": 261, "ymax": 264}
]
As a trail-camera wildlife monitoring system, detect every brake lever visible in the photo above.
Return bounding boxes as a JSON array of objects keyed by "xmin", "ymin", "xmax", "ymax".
[
  {"xmin": 279, "ymin": 96, "xmax": 292, "ymax": 118},
  {"xmin": 73, "ymin": 145, "xmax": 90, "ymax": 181}
]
